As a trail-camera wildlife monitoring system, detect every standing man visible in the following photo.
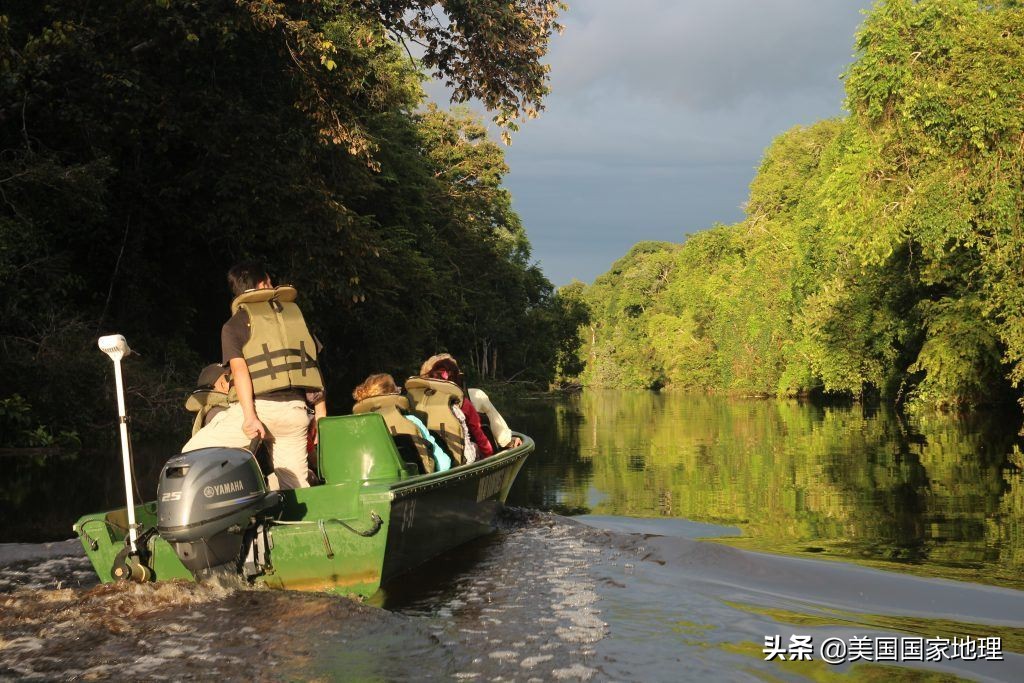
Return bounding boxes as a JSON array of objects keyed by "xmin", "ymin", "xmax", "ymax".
[{"xmin": 182, "ymin": 263, "xmax": 326, "ymax": 489}]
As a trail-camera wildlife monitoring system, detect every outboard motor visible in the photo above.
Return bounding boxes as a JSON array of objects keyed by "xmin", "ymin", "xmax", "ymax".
[{"xmin": 157, "ymin": 447, "xmax": 280, "ymax": 574}]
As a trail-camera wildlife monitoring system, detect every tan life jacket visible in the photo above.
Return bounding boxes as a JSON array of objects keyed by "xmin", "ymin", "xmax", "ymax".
[
  {"xmin": 352, "ymin": 394, "xmax": 435, "ymax": 474},
  {"xmin": 404, "ymin": 377, "xmax": 466, "ymax": 465},
  {"xmin": 229, "ymin": 285, "xmax": 324, "ymax": 396},
  {"xmin": 185, "ymin": 390, "xmax": 230, "ymax": 436}
]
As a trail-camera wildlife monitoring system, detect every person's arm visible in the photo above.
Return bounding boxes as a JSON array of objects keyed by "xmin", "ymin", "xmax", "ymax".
[
  {"xmin": 311, "ymin": 396, "xmax": 327, "ymax": 445},
  {"xmin": 468, "ymin": 388, "xmax": 518, "ymax": 448},
  {"xmin": 462, "ymin": 399, "xmax": 493, "ymax": 457},
  {"xmin": 222, "ymin": 311, "xmax": 265, "ymax": 440},
  {"xmin": 230, "ymin": 357, "xmax": 266, "ymax": 440}
]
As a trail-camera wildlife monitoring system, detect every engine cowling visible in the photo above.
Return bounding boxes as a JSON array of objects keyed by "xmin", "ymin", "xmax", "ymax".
[{"xmin": 157, "ymin": 447, "xmax": 279, "ymax": 574}]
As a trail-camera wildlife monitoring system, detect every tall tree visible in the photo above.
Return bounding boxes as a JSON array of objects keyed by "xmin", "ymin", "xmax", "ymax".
[
  {"xmin": 0, "ymin": 0, "xmax": 571, "ymax": 446},
  {"xmin": 578, "ymin": 0, "xmax": 1024, "ymax": 412}
]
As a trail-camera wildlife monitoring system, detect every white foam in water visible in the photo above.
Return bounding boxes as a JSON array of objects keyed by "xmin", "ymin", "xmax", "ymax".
[
  {"xmin": 81, "ymin": 664, "xmax": 114, "ymax": 678},
  {"xmin": 0, "ymin": 636, "xmax": 45, "ymax": 653},
  {"xmin": 0, "ymin": 553, "xmax": 95, "ymax": 593},
  {"xmin": 124, "ymin": 654, "xmax": 170, "ymax": 674},
  {"xmin": 488, "ymin": 650, "xmax": 518, "ymax": 661},
  {"xmin": 2, "ymin": 511, "xmax": 618, "ymax": 680},
  {"xmin": 384, "ymin": 512, "xmax": 612, "ymax": 681},
  {"xmin": 0, "ymin": 539, "xmax": 82, "ymax": 566},
  {"xmin": 555, "ymin": 624, "xmax": 603, "ymax": 645},
  {"xmin": 520, "ymin": 654, "xmax": 553, "ymax": 669},
  {"xmin": 551, "ymin": 663, "xmax": 598, "ymax": 680}
]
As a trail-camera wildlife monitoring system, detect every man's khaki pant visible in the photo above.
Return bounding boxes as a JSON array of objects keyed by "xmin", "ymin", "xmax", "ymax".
[{"xmin": 182, "ymin": 399, "xmax": 311, "ymax": 490}]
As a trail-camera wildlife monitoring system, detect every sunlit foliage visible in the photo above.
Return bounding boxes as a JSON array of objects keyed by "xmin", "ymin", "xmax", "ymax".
[{"xmin": 579, "ymin": 0, "xmax": 1024, "ymax": 412}]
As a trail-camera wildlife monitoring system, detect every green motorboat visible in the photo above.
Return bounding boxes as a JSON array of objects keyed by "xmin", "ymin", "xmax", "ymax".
[{"xmin": 74, "ymin": 413, "xmax": 534, "ymax": 597}]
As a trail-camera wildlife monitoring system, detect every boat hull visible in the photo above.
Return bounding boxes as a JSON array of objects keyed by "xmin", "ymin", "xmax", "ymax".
[
  {"xmin": 382, "ymin": 445, "xmax": 530, "ymax": 582},
  {"xmin": 74, "ymin": 421, "xmax": 533, "ymax": 598}
]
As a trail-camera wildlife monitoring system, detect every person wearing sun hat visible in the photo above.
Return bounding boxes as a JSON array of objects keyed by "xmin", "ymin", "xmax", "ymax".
[
  {"xmin": 184, "ymin": 363, "xmax": 231, "ymax": 436},
  {"xmin": 419, "ymin": 354, "xmax": 522, "ymax": 456}
]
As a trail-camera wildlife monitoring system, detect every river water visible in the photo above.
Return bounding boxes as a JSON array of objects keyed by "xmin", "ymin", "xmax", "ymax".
[{"xmin": 2, "ymin": 392, "xmax": 1024, "ymax": 681}]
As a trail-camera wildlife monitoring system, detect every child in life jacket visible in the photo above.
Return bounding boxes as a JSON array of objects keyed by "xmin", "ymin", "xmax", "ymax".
[{"xmin": 352, "ymin": 373, "xmax": 452, "ymax": 472}]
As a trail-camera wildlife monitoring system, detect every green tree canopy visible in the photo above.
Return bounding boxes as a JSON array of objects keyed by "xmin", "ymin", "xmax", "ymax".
[
  {"xmin": 0, "ymin": 0, "xmax": 572, "ymax": 446},
  {"xmin": 578, "ymin": 0, "xmax": 1024, "ymax": 413}
]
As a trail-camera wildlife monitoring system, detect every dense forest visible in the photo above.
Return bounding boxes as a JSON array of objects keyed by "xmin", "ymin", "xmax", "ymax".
[
  {"xmin": 0, "ymin": 0, "xmax": 587, "ymax": 448},
  {"xmin": 578, "ymin": 0, "xmax": 1024, "ymax": 413}
]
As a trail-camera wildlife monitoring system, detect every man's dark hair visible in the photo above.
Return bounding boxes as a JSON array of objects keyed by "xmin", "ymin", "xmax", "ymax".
[{"xmin": 227, "ymin": 262, "xmax": 269, "ymax": 296}]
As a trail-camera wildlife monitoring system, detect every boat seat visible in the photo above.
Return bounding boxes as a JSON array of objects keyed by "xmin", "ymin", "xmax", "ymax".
[
  {"xmin": 352, "ymin": 394, "xmax": 435, "ymax": 474},
  {"xmin": 405, "ymin": 377, "xmax": 466, "ymax": 465},
  {"xmin": 317, "ymin": 413, "xmax": 409, "ymax": 485}
]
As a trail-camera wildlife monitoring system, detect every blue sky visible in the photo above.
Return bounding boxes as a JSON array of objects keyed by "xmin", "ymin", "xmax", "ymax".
[{"xmin": 479, "ymin": 1, "xmax": 874, "ymax": 285}]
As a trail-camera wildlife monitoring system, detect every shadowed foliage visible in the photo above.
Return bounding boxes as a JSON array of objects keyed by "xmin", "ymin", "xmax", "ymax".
[{"xmin": 0, "ymin": 0, "xmax": 583, "ymax": 449}]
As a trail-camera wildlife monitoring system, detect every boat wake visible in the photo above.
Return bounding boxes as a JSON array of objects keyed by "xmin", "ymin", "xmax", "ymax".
[
  {"xmin": 2, "ymin": 511, "xmax": 1024, "ymax": 681},
  {"xmin": 0, "ymin": 542, "xmax": 95, "ymax": 593},
  {"xmin": 0, "ymin": 571, "xmax": 435, "ymax": 680},
  {"xmin": 378, "ymin": 508, "xmax": 610, "ymax": 680}
]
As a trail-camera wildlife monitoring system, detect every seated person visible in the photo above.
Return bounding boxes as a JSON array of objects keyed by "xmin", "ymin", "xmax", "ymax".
[
  {"xmin": 467, "ymin": 387, "xmax": 523, "ymax": 450},
  {"xmin": 187, "ymin": 367, "xmax": 324, "ymax": 487},
  {"xmin": 184, "ymin": 363, "xmax": 231, "ymax": 436},
  {"xmin": 419, "ymin": 354, "xmax": 522, "ymax": 452},
  {"xmin": 353, "ymin": 373, "xmax": 452, "ymax": 472}
]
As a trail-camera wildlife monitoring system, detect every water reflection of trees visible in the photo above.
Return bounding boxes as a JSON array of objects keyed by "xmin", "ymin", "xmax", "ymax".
[
  {"xmin": 536, "ymin": 391, "xmax": 1023, "ymax": 583},
  {"xmin": 13, "ymin": 388, "xmax": 1021, "ymax": 587},
  {"xmin": 0, "ymin": 441, "xmax": 178, "ymax": 542},
  {"xmin": 506, "ymin": 397, "xmax": 592, "ymax": 515}
]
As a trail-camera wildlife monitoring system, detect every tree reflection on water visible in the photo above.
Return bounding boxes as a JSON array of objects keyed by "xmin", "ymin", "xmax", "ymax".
[
  {"xmin": 4, "ymin": 389, "xmax": 1022, "ymax": 589},
  {"xmin": 507, "ymin": 391, "xmax": 1024, "ymax": 589}
]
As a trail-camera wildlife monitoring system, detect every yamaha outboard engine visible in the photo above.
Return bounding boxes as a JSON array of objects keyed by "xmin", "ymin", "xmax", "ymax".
[{"xmin": 157, "ymin": 447, "xmax": 280, "ymax": 574}]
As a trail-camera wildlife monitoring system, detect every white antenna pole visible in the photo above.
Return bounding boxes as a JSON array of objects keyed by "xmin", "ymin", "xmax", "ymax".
[{"xmin": 98, "ymin": 335, "xmax": 138, "ymax": 553}]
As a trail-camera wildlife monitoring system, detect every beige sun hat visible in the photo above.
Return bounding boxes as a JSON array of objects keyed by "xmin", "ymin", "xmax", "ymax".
[{"xmin": 419, "ymin": 353, "xmax": 458, "ymax": 378}]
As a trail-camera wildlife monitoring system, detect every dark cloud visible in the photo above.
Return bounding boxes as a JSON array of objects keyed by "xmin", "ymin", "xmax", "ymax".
[
  {"xmin": 507, "ymin": 160, "xmax": 753, "ymax": 286},
  {"xmin": 548, "ymin": 1, "xmax": 866, "ymax": 111},
  {"xmin": 426, "ymin": 1, "xmax": 872, "ymax": 284}
]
